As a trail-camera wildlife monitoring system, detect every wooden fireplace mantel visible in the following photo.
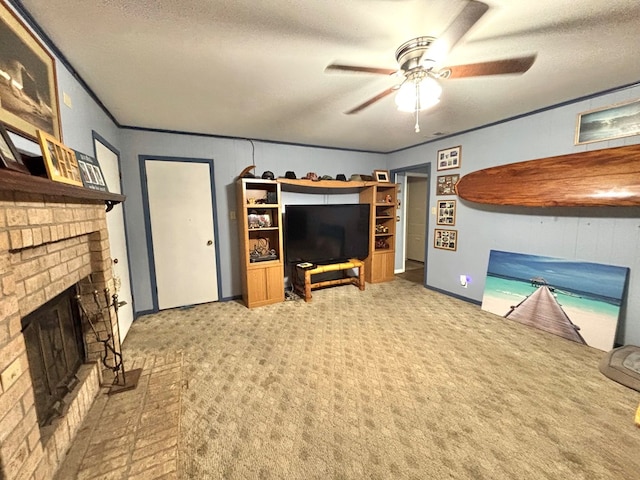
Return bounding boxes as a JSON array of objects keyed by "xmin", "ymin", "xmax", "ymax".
[{"xmin": 0, "ymin": 169, "xmax": 125, "ymax": 210}]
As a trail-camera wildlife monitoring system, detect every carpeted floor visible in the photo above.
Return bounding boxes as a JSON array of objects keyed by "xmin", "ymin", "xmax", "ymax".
[{"xmin": 121, "ymin": 278, "xmax": 640, "ymax": 480}]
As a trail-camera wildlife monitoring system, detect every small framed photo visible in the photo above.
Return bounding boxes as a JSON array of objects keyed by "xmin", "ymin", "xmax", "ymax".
[
  {"xmin": 74, "ymin": 149, "xmax": 109, "ymax": 192},
  {"xmin": 436, "ymin": 199, "xmax": 456, "ymax": 226},
  {"xmin": 36, "ymin": 130, "xmax": 83, "ymax": 186},
  {"xmin": 0, "ymin": 123, "xmax": 30, "ymax": 174},
  {"xmin": 437, "ymin": 146, "xmax": 462, "ymax": 171},
  {"xmin": 248, "ymin": 212, "xmax": 272, "ymax": 229},
  {"xmin": 436, "ymin": 174, "xmax": 459, "ymax": 195},
  {"xmin": 434, "ymin": 229, "xmax": 457, "ymax": 251},
  {"xmin": 374, "ymin": 169, "xmax": 390, "ymax": 182}
]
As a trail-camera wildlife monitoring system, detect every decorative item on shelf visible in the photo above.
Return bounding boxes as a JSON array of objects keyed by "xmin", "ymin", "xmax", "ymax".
[
  {"xmin": 375, "ymin": 224, "xmax": 389, "ymax": 234},
  {"xmin": 248, "ymin": 237, "xmax": 277, "ymax": 262},
  {"xmin": 0, "ymin": 1, "xmax": 62, "ymax": 141},
  {"xmin": 385, "ymin": 194, "xmax": 393, "ymax": 203},
  {"xmin": 350, "ymin": 174, "xmax": 362, "ymax": 181},
  {"xmin": 336, "ymin": 174, "xmax": 347, "ymax": 181},
  {"xmin": 284, "ymin": 171, "xmax": 297, "ymax": 179},
  {"xmin": 375, "ymin": 239, "xmax": 389, "ymax": 249},
  {"xmin": 436, "ymin": 174, "xmax": 460, "ymax": 195},
  {"xmin": 0, "ymin": 122, "xmax": 30, "ymax": 174},
  {"xmin": 320, "ymin": 175, "xmax": 333, "ymax": 180},
  {"xmin": 248, "ymin": 211, "xmax": 272, "ymax": 229},
  {"xmin": 261, "ymin": 170, "xmax": 274, "ymax": 179},
  {"xmin": 434, "ymin": 228, "xmax": 457, "ymax": 251},
  {"xmin": 238, "ymin": 165, "xmax": 256, "ymax": 179},
  {"xmin": 266, "ymin": 191, "xmax": 278, "ymax": 204},
  {"xmin": 36, "ymin": 130, "xmax": 83, "ymax": 186},
  {"xmin": 303, "ymin": 172, "xmax": 319, "ymax": 181},
  {"xmin": 74, "ymin": 149, "xmax": 108, "ymax": 192},
  {"xmin": 361, "ymin": 174, "xmax": 374, "ymax": 181},
  {"xmin": 374, "ymin": 169, "xmax": 390, "ymax": 182},
  {"xmin": 437, "ymin": 145, "xmax": 462, "ymax": 171}
]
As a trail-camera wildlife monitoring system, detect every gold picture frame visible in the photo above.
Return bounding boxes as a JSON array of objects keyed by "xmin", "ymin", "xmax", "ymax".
[
  {"xmin": 0, "ymin": 0, "xmax": 61, "ymax": 141},
  {"xmin": 36, "ymin": 130, "xmax": 82, "ymax": 186}
]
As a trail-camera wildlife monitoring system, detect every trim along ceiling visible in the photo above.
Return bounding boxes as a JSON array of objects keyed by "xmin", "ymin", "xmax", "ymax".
[{"xmin": 16, "ymin": 0, "xmax": 640, "ymax": 153}]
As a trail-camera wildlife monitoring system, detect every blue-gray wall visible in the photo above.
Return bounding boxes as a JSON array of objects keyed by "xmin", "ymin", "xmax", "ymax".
[
  {"xmin": 9, "ymin": 1, "xmax": 640, "ymax": 345},
  {"xmin": 389, "ymin": 84, "xmax": 640, "ymax": 346}
]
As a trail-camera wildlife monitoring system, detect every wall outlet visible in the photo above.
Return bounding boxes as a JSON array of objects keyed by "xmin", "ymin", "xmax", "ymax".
[{"xmin": 459, "ymin": 275, "xmax": 468, "ymax": 288}]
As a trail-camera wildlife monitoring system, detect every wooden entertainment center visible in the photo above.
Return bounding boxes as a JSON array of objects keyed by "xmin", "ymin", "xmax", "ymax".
[{"xmin": 236, "ymin": 177, "xmax": 398, "ymax": 308}]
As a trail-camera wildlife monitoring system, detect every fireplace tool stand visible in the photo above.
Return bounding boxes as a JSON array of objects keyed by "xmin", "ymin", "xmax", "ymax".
[{"xmin": 76, "ymin": 286, "xmax": 142, "ymax": 394}]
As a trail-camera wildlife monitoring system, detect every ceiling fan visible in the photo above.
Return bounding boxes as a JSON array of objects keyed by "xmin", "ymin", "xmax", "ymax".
[{"xmin": 325, "ymin": 0, "xmax": 536, "ymax": 132}]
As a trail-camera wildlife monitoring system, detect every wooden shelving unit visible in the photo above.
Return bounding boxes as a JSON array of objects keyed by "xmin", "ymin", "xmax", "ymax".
[
  {"xmin": 360, "ymin": 183, "xmax": 398, "ymax": 283},
  {"xmin": 236, "ymin": 178, "xmax": 284, "ymax": 308}
]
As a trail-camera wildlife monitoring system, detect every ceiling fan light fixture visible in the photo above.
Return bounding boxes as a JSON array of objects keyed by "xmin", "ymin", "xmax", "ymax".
[{"xmin": 395, "ymin": 76, "xmax": 442, "ymax": 113}]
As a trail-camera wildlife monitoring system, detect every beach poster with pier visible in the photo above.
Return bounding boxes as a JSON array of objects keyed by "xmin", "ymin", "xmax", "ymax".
[{"xmin": 481, "ymin": 250, "xmax": 629, "ymax": 351}]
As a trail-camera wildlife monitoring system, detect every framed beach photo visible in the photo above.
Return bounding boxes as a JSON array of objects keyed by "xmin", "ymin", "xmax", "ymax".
[
  {"xmin": 0, "ymin": 122, "xmax": 29, "ymax": 173},
  {"xmin": 36, "ymin": 130, "xmax": 82, "ymax": 186},
  {"xmin": 437, "ymin": 146, "xmax": 461, "ymax": 171},
  {"xmin": 0, "ymin": 0, "xmax": 61, "ymax": 141},
  {"xmin": 575, "ymin": 98, "xmax": 640, "ymax": 145}
]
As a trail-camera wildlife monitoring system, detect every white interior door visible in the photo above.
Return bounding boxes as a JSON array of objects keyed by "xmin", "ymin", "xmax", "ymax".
[
  {"xmin": 145, "ymin": 159, "xmax": 219, "ymax": 310},
  {"xmin": 94, "ymin": 139, "xmax": 134, "ymax": 340}
]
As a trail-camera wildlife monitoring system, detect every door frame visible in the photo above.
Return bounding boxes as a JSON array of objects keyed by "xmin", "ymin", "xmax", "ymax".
[
  {"xmin": 139, "ymin": 155, "xmax": 222, "ymax": 312},
  {"xmin": 390, "ymin": 162, "xmax": 431, "ymax": 287},
  {"xmin": 91, "ymin": 131, "xmax": 137, "ymax": 315}
]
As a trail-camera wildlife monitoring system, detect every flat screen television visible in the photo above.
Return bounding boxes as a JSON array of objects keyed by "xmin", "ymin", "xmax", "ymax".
[{"xmin": 285, "ymin": 203, "xmax": 370, "ymax": 265}]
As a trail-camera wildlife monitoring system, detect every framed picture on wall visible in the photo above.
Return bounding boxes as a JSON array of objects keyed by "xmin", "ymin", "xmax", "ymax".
[
  {"xmin": 434, "ymin": 229, "xmax": 457, "ymax": 251},
  {"xmin": 436, "ymin": 199, "xmax": 456, "ymax": 226},
  {"xmin": 0, "ymin": 0, "xmax": 62, "ymax": 141},
  {"xmin": 36, "ymin": 130, "xmax": 83, "ymax": 186},
  {"xmin": 436, "ymin": 174, "xmax": 460, "ymax": 195},
  {"xmin": 0, "ymin": 122, "xmax": 30, "ymax": 173},
  {"xmin": 437, "ymin": 146, "xmax": 462, "ymax": 171},
  {"xmin": 575, "ymin": 98, "xmax": 640, "ymax": 145}
]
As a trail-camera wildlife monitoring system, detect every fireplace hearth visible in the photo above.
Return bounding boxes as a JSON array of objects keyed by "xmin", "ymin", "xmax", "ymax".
[{"xmin": 21, "ymin": 286, "xmax": 85, "ymax": 428}]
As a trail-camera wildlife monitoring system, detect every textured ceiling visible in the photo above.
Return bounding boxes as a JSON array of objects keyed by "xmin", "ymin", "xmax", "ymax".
[{"xmin": 16, "ymin": 0, "xmax": 640, "ymax": 152}]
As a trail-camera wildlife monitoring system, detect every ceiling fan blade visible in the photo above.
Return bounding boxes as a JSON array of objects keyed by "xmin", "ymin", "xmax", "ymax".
[
  {"xmin": 443, "ymin": 55, "xmax": 537, "ymax": 78},
  {"xmin": 325, "ymin": 64, "xmax": 398, "ymax": 75},
  {"xmin": 422, "ymin": 0, "xmax": 489, "ymax": 64},
  {"xmin": 345, "ymin": 86, "xmax": 398, "ymax": 114}
]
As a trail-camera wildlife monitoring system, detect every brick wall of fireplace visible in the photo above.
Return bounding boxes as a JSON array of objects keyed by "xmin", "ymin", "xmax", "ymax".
[{"xmin": 0, "ymin": 189, "xmax": 121, "ymax": 480}]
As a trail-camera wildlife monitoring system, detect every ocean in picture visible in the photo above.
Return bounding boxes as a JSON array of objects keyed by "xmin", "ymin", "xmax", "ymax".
[{"xmin": 481, "ymin": 250, "xmax": 630, "ymax": 351}]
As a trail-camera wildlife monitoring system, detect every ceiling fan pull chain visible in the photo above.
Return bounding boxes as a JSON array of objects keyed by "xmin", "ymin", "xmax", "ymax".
[{"xmin": 414, "ymin": 81, "xmax": 421, "ymax": 133}]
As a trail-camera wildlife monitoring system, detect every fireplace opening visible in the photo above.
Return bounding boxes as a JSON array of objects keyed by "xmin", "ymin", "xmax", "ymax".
[{"xmin": 21, "ymin": 285, "xmax": 85, "ymax": 427}]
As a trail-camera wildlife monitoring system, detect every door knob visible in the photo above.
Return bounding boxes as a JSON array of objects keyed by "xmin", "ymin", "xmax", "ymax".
[
  {"xmin": 113, "ymin": 258, "xmax": 119, "ymax": 264},
  {"xmin": 207, "ymin": 240, "xmax": 213, "ymax": 246}
]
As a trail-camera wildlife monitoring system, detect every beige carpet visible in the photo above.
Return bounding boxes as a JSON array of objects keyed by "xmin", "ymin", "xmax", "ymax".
[{"xmin": 122, "ymin": 278, "xmax": 640, "ymax": 479}]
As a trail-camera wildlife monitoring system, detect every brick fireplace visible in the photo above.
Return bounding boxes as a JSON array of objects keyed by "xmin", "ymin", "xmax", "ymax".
[{"xmin": 0, "ymin": 175, "xmax": 125, "ymax": 480}]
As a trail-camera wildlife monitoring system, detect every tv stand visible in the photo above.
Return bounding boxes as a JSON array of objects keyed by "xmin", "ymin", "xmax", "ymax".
[{"xmin": 292, "ymin": 259, "xmax": 365, "ymax": 302}]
